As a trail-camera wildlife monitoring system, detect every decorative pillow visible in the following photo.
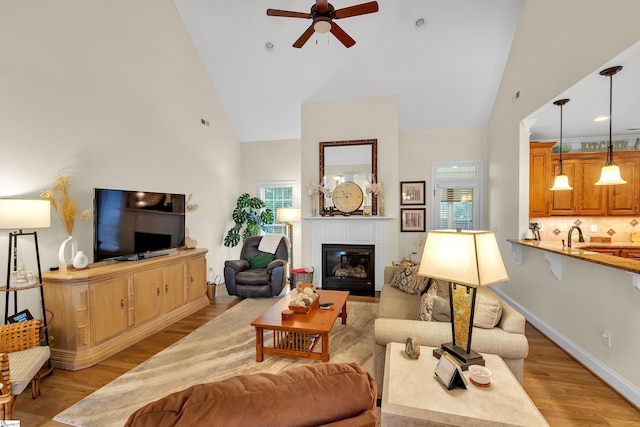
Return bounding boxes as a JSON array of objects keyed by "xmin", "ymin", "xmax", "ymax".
[
  {"xmin": 391, "ymin": 264, "xmax": 430, "ymax": 296},
  {"xmin": 473, "ymin": 288, "xmax": 503, "ymax": 329},
  {"xmin": 418, "ymin": 281, "xmax": 438, "ymax": 321},
  {"xmin": 249, "ymin": 254, "xmax": 275, "ymax": 269},
  {"xmin": 418, "ymin": 281, "xmax": 503, "ymax": 328}
]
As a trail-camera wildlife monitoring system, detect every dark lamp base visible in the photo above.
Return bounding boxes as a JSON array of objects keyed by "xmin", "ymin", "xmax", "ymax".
[{"xmin": 434, "ymin": 343, "xmax": 485, "ymax": 371}]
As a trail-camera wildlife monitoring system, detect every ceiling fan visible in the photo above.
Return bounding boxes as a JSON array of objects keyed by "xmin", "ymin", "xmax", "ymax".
[{"xmin": 267, "ymin": 0, "xmax": 379, "ymax": 48}]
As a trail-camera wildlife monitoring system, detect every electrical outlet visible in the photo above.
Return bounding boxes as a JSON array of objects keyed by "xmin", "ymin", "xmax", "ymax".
[
  {"xmin": 600, "ymin": 328, "xmax": 612, "ymax": 347},
  {"xmin": 591, "ymin": 225, "xmax": 598, "ymax": 232}
]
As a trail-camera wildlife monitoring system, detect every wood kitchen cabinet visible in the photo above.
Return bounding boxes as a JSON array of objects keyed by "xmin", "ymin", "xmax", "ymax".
[
  {"xmin": 529, "ymin": 142, "xmax": 556, "ymax": 217},
  {"xmin": 43, "ymin": 248, "xmax": 208, "ymax": 370},
  {"xmin": 548, "ymin": 151, "xmax": 640, "ymax": 216},
  {"xmin": 606, "ymin": 157, "xmax": 640, "ymax": 215}
]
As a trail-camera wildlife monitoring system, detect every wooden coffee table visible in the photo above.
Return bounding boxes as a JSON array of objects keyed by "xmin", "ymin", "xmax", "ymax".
[{"xmin": 251, "ymin": 290, "xmax": 349, "ymax": 362}]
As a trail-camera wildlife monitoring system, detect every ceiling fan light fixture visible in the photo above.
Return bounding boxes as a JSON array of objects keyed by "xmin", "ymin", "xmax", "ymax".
[{"xmin": 313, "ymin": 18, "xmax": 332, "ymax": 34}]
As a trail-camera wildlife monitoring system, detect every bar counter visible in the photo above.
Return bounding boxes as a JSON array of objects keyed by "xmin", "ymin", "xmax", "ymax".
[{"xmin": 507, "ymin": 239, "xmax": 640, "ymax": 275}]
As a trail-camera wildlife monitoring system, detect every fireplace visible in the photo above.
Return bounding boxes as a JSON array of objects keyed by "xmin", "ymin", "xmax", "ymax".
[{"xmin": 322, "ymin": 244, "xmax": 375, "ymax": 296}]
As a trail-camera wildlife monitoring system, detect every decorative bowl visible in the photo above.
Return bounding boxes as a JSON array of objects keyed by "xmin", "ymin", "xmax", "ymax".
[{"xmin": 468, "ymin": 364, "xmax": 491, "ymax": 386}]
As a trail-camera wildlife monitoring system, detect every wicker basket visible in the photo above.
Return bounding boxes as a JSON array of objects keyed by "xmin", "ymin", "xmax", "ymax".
[{"xmin": 290, "ymin": 269, "xmax": 314, "ymax": 290}]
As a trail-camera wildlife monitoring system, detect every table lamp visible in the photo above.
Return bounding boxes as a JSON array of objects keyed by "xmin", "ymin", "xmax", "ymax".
[
  {"xmin": 276, "ymin": 208, "xmax": 301, "ymax": 269},
  {"xmin": 418, "ymin": 229, "xmax": 509, "ymax": 366},
  {"xmin": 0, "ymin": 199, "xmax": 51, "ymax": 331}
]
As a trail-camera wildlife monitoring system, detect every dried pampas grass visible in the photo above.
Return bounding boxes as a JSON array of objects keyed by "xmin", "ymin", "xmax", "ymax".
[{"xmin": 41, "ymin": 174, "xmax": 90, "ymax": 236}]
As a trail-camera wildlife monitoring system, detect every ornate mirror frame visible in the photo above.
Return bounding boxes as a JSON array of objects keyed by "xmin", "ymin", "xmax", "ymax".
[{"xmin": 319, "ymin": 139, "xmax": 378, "ymax": 216}]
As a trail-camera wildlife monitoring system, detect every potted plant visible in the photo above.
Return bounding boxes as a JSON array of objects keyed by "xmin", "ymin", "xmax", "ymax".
[{"xmin": 223, "ymin": 193, "xmax": 274, "ymax": 247}]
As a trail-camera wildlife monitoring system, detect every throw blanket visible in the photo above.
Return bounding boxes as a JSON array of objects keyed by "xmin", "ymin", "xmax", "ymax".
[{"xmin": 258, "ymin": 234, "xmax": 289, "ymax": 253}]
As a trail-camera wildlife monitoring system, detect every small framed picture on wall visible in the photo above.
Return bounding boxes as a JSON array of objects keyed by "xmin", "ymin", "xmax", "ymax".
[
  {"xmin": 400, "ymin": 181, "xmax": 426, "ymax": 205},
  {"xmin": 401, "ymin": 208, "xmax": 426, "ymax": 232}
]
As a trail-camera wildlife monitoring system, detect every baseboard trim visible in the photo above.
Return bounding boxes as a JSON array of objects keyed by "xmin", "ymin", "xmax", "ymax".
[{"xmin": 492, "ymin": 288, "xmax": 640, "ymax": 409}]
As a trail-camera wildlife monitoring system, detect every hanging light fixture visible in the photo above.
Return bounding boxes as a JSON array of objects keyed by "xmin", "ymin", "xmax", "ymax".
[
  {"xmin": 595, "ymin": 65, "xmax": 627, "ymax": 186},
  {"xmin": 550, "ymin": 98, "xmax": 573, "ymax": 191}
]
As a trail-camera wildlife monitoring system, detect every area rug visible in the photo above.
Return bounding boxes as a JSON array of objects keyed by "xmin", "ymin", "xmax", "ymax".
[{"xmin": 53, "ymin": 298, "xmax": 378, "ymax": 427}]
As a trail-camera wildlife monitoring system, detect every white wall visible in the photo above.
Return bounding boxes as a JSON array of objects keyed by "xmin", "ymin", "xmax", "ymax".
[
  {"xmin": 489, "ymin": 0, "xmax": 640, "ymax": 406},
  {"xmin": 398, "ymin": 127, "xmax": 488, "ymax": 257},
  {"xmin": 0, "ymin": 0, "xmax": 240, "ymax": 319},
  {"xmin": 300, "ymin": 96, "xmax": 400, "ymax": 269}
]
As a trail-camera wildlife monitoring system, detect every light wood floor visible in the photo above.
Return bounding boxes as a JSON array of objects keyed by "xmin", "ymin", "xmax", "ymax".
[{"xmin": 14, "ymin": 289, "xmax": 640, "ymax": 426}]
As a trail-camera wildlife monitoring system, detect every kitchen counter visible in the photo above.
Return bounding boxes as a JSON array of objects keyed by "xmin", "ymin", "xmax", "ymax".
[{"xmin": 507, "ymin": 239, "xmax": 640, "ymax": 275}]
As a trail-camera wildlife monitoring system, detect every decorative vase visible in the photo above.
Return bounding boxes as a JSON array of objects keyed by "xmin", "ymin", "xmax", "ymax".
[
  {"xmin": 72, "ymin": 250, "xmax": 89, "ymax": 269},
  {"xmin": 58, "ymin": 236, "xmax": 78, "ymax": 265},
  {"xmin": 377, "ymin": 196, "xmax": 385, "ymax": 217},
  {"xmin": 310, "ymin": 196, "xmax": 317, "ymax": 217}
]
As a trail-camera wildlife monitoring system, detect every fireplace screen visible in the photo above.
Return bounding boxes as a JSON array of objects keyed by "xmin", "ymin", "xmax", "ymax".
[{"xmin": 322, "ymin": 244, "xmax": 374, "ymax": 296}]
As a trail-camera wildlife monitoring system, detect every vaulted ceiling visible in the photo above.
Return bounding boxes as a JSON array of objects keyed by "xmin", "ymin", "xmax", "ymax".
[
  {"xmin": 173, "ymin": 0, "xmax": 524, "ymax": 142},
  {"xmin": 174, "ymin": 1, "xmax": 640, "ymax": 144}
]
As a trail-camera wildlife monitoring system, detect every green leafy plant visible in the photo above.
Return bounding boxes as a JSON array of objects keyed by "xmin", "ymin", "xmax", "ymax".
[{"xmin": 223, "ymin": 193, "xmax": 274, "ymax": 247}]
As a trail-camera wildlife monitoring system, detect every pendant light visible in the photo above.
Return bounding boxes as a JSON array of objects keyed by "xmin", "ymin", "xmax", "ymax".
[
  {"xmin": 595, "ymin": 65, "xmax": 627, "ymax": 186},
  {"xmin": 550, "ymin": 98, "xmax": 573, "ymax": 191}
]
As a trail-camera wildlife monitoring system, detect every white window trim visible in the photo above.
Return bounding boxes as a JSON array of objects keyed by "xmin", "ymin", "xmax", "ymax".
[
  {"xmin": 430, "ymin": 161, "xmax": 484, "ymax": 230},
  {"xmin": 258, "ymin": 180, "xmax": 295, "ymax": 234}
]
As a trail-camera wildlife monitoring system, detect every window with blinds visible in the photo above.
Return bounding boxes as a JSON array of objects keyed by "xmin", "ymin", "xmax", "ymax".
[
  {"xmin": 431, "ymin": 161, "xmax": 483, "ymax": 230},
  {"xmin": 259, "ymin": 182, "xmax": 293, "ymax": 235},
  {"xmin": 438, "ymin": 187, "xmax": 474, "ymax": 230}
]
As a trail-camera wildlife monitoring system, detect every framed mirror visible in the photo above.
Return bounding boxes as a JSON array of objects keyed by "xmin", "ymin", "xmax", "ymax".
[{"xmin": 319, "ymin": 139, "xmax": 378, "ymax": 216}]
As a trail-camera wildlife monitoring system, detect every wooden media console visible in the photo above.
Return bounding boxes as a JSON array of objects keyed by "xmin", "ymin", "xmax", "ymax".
[{"xmin": 43, "ymin": 248, "xmax": 209, "ymax": 370}]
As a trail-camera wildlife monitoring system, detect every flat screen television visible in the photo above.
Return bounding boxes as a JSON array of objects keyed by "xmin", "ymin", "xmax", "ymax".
[{"xmin": 94, "ymin": 188, "xmax": 186, "ymax": 262}]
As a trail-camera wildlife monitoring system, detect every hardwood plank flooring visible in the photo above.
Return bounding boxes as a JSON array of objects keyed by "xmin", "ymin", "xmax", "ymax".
[{"xmin": 13, "ymin": 289, "xmax": 640, "ymax": 426}]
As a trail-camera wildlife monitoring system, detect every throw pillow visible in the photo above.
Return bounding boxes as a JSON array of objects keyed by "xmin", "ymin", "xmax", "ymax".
[
  {"xmin": 418, "ymin": 281, "xmax": 438, "ymax": 321},
  {"xmin": 418, "ymin": 280, "xmax": 503, "ymax": 328},
  {"xmin": 249, "ymin": 254, "xmax": 275, "ymax": 269},
  {"xmin": 390, "ymin": 264, "xmax": 430, "ymax": 296},
  {"xmin": 473, "ymin": 288, "xmax": 503, "ymax": 329}
]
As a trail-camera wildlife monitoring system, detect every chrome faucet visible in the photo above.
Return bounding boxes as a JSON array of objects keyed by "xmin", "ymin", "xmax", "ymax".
[{"xmin": 567, "ymin": 226, "xmax": 585, "ymax": 248}]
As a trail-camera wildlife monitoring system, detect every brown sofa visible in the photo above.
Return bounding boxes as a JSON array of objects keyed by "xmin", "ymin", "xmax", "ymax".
[{"xmin": 125, "ymin": 363, "xmax": 377, "ymax": 427}]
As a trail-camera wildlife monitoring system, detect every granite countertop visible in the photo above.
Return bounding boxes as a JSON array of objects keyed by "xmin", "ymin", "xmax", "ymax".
[{"xmin": 507, "ymin": 239, "xmax": 640, "ymax": 275}]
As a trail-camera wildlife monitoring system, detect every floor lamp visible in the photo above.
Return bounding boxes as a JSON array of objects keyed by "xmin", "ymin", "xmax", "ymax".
[
  {"xmin": 418, "ymin": 229, "xmax": 509, "ymax": 367},
  {"xmin": 276, "ymin": 208, "xmax": 301, "ymax": 269},
  {"xmin": 0, "ymin": 199, "xmax": 51, "ymax": 344}
]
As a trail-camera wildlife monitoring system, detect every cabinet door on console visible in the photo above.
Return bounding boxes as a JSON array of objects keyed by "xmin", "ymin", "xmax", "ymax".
[
  {"xmin": 90, "ymin": 276, "xmax": 128, "ymax": 345},
  {"xmin": 134, "ymin": 267, "xmax": 164, "ymax": 325},
  {"xmin": 187, "ymin": 256, "xmax": 206, "ymax": 302},
  {"xmin": 163, "ymin": 262, "xmax": 185, "ymax": 312}
]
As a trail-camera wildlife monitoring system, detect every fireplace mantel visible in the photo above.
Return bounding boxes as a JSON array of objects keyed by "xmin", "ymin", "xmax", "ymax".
[{"xmin": 307, "ymin": 216, "xmax": 393, "ymax": 292}]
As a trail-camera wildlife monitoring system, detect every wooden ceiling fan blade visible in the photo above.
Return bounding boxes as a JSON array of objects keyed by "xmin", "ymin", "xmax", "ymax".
[
  {"xmin": 315, "ymin": 0, "xmax": 329, "ymax": 13},
  {"xmin": 334, "ymin": 1, "xmax": 379, "ymax": 19},
  {"xmin": 267, "ymin": 9, "xmax": 312, "ymax": 19},
  {"xmin": 330, "ymin": 22, "xmax": 356, "ymax": 48},
  {"xmin": 293, "ymin": 25, "xmax": 315, "ymax": 48}
]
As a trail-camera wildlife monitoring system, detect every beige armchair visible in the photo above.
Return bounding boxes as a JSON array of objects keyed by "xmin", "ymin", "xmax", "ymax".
[{"xmin": 0, "ymin": 319, "xmax": 51, "ymax": 420}]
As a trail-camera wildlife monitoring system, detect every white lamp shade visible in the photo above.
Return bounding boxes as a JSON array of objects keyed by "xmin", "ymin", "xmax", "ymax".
[
  {"xmin": 550, "ymin": 174, "xmax": 573, "ymax": 191},
  {"xmin": 595, "ymin": 164, "xmax": 627, "ymax": 185},
  {"xmin": 276, "ymin": 208, "xmax": 301, "ymax": 223},
  {"xmin": 418, "ymin": 230, "xmax": 509, "ymax": 287},
  {"xmin": 0, "ymin": 199, "xmax": 51, "ymax": 229}
]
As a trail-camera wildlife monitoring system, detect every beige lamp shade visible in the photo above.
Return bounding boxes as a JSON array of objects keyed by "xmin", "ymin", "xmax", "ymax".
[
  {"xmin": 595, "ymin": 164, "xmax": 627, "ymax": 186},
  {"xmin": 550, "ymin": 173, "xmax": 573, "ymax": 191},
  {"xmin": 276, "ymin": 208, "xmax": 301, "ymax": 223},
  {"xmin": 418, "ymin": 229, "xmax": 509, "ymax": 287},
  {"xmin": 0, "ymin": 199, "xmax": 51, "ymax": 229}
]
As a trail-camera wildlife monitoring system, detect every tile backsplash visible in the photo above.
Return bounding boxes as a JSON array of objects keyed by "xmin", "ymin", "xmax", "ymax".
[{"xmin": 528, "ymin": 216, "xmax": 640, "ymax": 243}]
